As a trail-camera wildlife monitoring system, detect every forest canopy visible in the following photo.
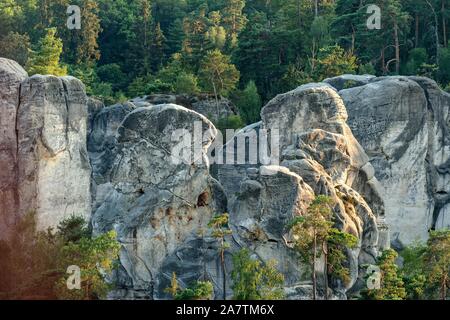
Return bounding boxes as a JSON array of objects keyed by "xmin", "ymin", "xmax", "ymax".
[{"xmin": 1, "ymin": 0, "xmax": 449, "ymax": 117}]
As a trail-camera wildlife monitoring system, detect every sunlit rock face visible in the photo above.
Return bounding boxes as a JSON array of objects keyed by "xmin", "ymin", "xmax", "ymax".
[
  {"xmin": 218, "ymin": 83, "xmax": 384, "ymax": 297},
  {"xmin": 0, "ymin": 58, "xmax": 91, "ymax": 235},
  {"xmin": 337, "ymin": 75, "xmax": 450, "ymax": 248},
  {"xmin": 17, "ymin": 75, "xmax": 91, "ymax": 230}
]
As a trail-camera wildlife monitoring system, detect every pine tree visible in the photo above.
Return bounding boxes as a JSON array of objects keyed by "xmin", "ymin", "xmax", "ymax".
[
  {"xmin": 362, "ymin": 249, "xmax": 407, "ymax": 300},
  {"xmin": 424, "ymin": 230, "xmax": 450, "ymax": 300},
  {"xmin": 182, "ymin": 5, "xmax": 209, "ymax": 70},
  {"xmin": 27, "ymin": 27, "xmax": 67, "ymax": 76},
  {"xmin": 236, "ymin": 80, "xmax": 262, "ymax": 124},
  {"xmin": 208, "ymin": 213, "xmax": 232, "ymax": 300},
  {"xmin": 0, "ymin": 32, "xmax": 31, "ymax": 66},
  {"xmin": 77, "ymin": 0, "xmax": 101, "ymax": 65},
  {"xmin": 287, "ymin": 195, "xmax": 334, "ymax": 300},
  {"xmin": 220, "ymin": 0, "xmax": 247, "ymax": 49},
  {"xmin": 198, "ymin": 49, "xmax": 240, "ymax": 106},
  {"xmin": 231, "ymin": 249, "xmax": 285, "ymax": 300},
  {"xmin": 151, "ymin": 22, "xmax": 167, "ymax": 71}
]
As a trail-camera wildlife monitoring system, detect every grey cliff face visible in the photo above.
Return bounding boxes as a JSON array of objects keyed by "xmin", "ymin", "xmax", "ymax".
[
  {"xmin": 337, "ymin": 75, "xmax": 450, "ymax": 248},
  {"xmin": 17, "ymin": 75, "xmax": 92, "ymax": 230},
  {"xmin": 0, "ymin": 59, "xmax": 91, "ymax": 234},
  {"xmin": 89, "ymin": 103, "xmax": 227, "ymax": 299}
]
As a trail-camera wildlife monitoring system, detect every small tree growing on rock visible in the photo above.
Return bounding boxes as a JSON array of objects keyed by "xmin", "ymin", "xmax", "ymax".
[
  {"xmin": 27, "ymin": 28, "xmax": 67, "ymax": 76},
  {"xmin": 361, "ymin": 249, "xmax": 406, "ymax": 300},
  {"xmin": 288, "ymin": 195, "xmax": 357, "ymax": 300},
  {"xmin": 208, "ymin": 213, "xmax": 232, "ymax": 300},
  {"xmin": 199, "ymin": 49, "xmax": 240, "ymax": 117},
  {"xmin": 288, "ymin": 195, "xmax": 333, "ymax": 299},
  {"xmin": 165, "ymin": 273, "xmax": 214, "ymax": 300},
  {"xmin": 231, "ymin": 249, "xmax": 285, "ymax": 300},
  {"xmin": 325, "ymin": 228, "xmax": 358, "ymax": 296}
]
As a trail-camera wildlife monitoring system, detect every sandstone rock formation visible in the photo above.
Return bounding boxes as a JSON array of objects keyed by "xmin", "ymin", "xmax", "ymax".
[
  {"xmin": 0, "ymin": 58, "xmax": 91, "ymax": 234},
  {"xmin": 333, "ymin": 75, "xmax": 450, "ymax": 248},
  {"xmin": 218, "ymin": 83, "xmax": 385, "ymax": 296},
  {"xmin": 0, "ymin": 58, "xmax": 27, "ymax": 240},
  {"xmin": 89, "ymin": 103, "xmax": 229, "ymax": 299},
  {"xmin": 17, "ymin": 75, "xmax": 91, "ymax": 230},
  {"xmin": 3, "ymin": 55, "xmax": 448, "ymax": 300}
]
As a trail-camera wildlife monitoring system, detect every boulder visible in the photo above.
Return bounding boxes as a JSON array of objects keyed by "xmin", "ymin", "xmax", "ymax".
[
  {"xmin": 324, "ymin": 74, "xmax": 376, "ymax": 91},
  {"xmin": 0, "ymin": 58, "xmax": 91, "ymax": 233}
]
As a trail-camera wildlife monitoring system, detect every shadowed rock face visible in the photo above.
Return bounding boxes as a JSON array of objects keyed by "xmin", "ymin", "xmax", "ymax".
[
  {"xmin": 0, "ymin": 58, "xmax": 27, "ymax": 240},
  {"xmin": 89, "ymin": 104, "xmax": 229, "ymax": 299},
  {"xmin": 0, "ymin": 59, "xmax": 91, "ymax": 235},
  {"xmin": 131, "ymin": 94, "xmax": 238, "ymax": 123},
  {"xmin": 337, "ymin": 75, "xmax": 450, "ymax": 248}
]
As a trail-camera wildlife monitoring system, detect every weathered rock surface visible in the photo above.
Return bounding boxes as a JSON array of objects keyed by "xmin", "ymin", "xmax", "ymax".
[
  {"xmin": 339, "ymin": 76, "xmax": 450, "ymax": 247},
  {"xmin": 3, "ymin": 54, "xmax": 448, "ymax": 300},
  {"xmin": 90, "ymin": 103, "xmax": 230, "ymax": 299},
  {"xmin": 17, "ymin": 75, "xmax": 91, "ymax": 230},
  {"xmin": 0, "ymin": 58, "xmax": 91, "ymax": 233},
  {"xmin": 0, "ymin": 58, "xmax": 27, "ymax": 240},
  {"xmin": 324, "ymin": 74, "xmax": 375, "ymax": 91},
  {"xmin": 218, "ymin": 83, "xmax": 384, "ymax": 297}
]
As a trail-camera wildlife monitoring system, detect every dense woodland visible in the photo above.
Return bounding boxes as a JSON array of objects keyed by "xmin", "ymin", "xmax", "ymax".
[{"xmin": 1, "ymin": 0, "xmax": 450, "ymax": 125}]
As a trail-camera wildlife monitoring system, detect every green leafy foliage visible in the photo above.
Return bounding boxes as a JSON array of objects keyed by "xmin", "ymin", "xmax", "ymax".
[
  {"xmin": 209, "ymin": 213, "xmax": 233, "ymax": 299},
  {"xmin": 165, "ymin": 272, "xmax": 214, "ymax": 300},
  {"xmin": 199, "ymin": 49, "xmax": 240, "ymax": 98},
  {"xmin": 361, "ymin": 249, "xmax": 407, "ymax": 300},
  {"xmin": 326, "ymin": 228, "xmax": 358, "ymax": 286},
  {"xmin": 235, "ymin": 80, "xmax": 262, "ymax": 124},
  {"xmin": 0, "ymin": 212, "xmax": 120, "ymax": 300},
  {"xmin": 174, "ymin": 72, "xmax": 201, "ymax": 95},
  {"xmin": 176, "ymin": 281, "xmax": 214, "ymax": 300},
  {"xmin": 400, "ymin": 242, "xmax": 427, "ymax": 299},
  {"xmin": 1, "ymin": 0, "xmax": 449, "ymax": 107},
  {"xmin": 231, "ymin": 249, "xmax": 285, "ymax": 300},
  {"xmin": 55, "ymin": 230, "xmax": 120, "ymax": 300},
  {"xmin": 215, "ymin": 115, "xmax": 245, "ymax": 132},
  {"xmin": 313, "ymin": 45, "xmax": 358, "ymax": 81},
  {"xmin": 27, "ymin": 27, "xmax": 67, "ymax": 76},
  {"xmin": 0, "ymin": 31, "xmax": 30, "ymax": 66},
  {"xmin": 288, "ymin": 195, "xmax": 357, "ymax": 299}
]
